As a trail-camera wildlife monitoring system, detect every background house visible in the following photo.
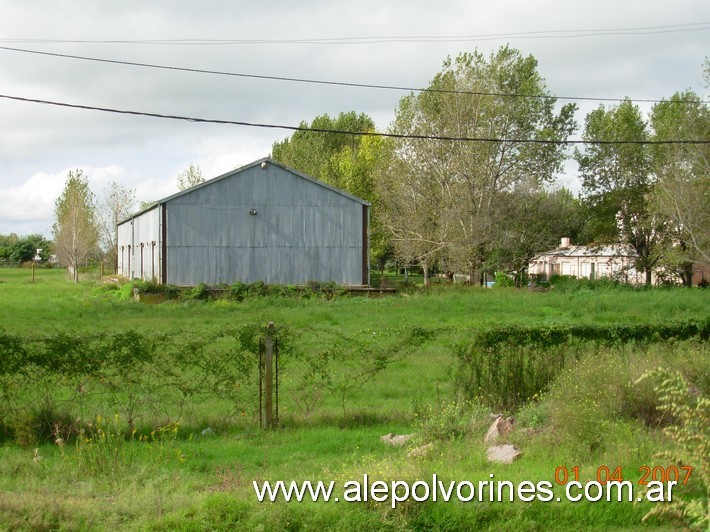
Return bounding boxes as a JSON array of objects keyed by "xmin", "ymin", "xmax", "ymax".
[
  {"xmin": 117, "ymin": 158, "xmax": 370, "ymax": 286},
  {"xmin": 528, "ymin": 237, "xmax": 651, "ymax": 284}
]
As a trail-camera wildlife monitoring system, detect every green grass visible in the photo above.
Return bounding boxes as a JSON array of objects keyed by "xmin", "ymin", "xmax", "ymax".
[
  {"xmin": 0, "ymin": 268, "xmax": 708, "ymax": 530},
  {"xmin": 1, "ymin": 268, "xmax": 708, "ymax": 333}
]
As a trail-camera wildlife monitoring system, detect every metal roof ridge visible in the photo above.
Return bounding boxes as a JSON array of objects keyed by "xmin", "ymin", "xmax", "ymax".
[{"xmin": 118, "ymin": 157, "xmax": 370, "ymax": 226}]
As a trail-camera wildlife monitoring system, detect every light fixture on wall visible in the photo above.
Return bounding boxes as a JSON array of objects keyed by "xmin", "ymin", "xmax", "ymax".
[{"xmin": 249, "ymin": 208, "xmax": 257, "ymax": 215}]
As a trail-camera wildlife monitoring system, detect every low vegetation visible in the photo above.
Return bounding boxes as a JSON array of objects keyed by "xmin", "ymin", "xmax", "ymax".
[{"xmin": 0, "ymin": 268, "xmax": 707, "ymax": 530}]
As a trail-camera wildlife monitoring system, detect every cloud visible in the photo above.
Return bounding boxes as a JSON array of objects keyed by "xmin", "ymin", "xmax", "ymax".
[{"xmin": 0, "ymin": 165, "xmax": 136, "ymax": 234}]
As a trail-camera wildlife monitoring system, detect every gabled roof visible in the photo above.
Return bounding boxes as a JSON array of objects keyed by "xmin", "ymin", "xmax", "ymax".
[
  {"xmin": 530, "ymin": 243, "xmax": 635, "ymax": 261},
  {"xmin": 119, "ymin": 157, "xmax": 370, "ymax": 225}
]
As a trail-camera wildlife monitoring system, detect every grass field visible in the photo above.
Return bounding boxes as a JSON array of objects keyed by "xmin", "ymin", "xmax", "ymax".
[{"xmin": 0, "ymin": 268, "xmax": 708, "ymax": 530}]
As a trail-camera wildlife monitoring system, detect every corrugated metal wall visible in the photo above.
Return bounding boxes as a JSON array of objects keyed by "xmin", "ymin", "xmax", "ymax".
[
  {"xmin": 117, "ymin": 221, "xmax": 132, "ymax": 277},
  {"xmin": 166, "ymin": 162, "xmax": 366, "ymax": 286},
  {"xmin": 116, "ymin": 206, "xmax": 161, "ymax": 281}
]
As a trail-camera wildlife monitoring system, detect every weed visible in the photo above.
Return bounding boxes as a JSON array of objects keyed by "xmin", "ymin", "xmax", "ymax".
[
  {"xmin": 72, "ymin": 414, "xmax": 140, "ymax": 477},
  {"xmin": 636, "ymin": 368, "xmax": 709, "ymax": 530},
  {"xmin": 414, "ymin": 400, "xmax": 489, "ymax": 442}
]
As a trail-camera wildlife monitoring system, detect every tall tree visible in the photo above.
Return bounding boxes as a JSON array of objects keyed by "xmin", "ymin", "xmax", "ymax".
[
  {"xmin": 492, "ymin": 186, "xmax": 584, "ymax": 285},
  {"xmin": 176, "ymin": 163, "xmax": 204, "ymax": 190},
  {"xmin": 381, "ymin": 47, "xmax": 576, "ymax": 285},
  {"xmin": 0, "ymin": 233, "xmax": 20, "ymax": 262},
  {"xmin": 650, "ymin": 90, "xmax": 710, "ymax": 275},
  {"xmin": 52, "ymin": 169, "xmax": 100, "ymax": 282},
  {"xmin": 98, "ymin": 181, "xmax": 136, "ymax": 272},
  {"xmin": 272, "ymin": 112, "xmax": 376, "ymax": 192},
  {"xmin": 7, "ymin": 234, "xmax": 52, "ymax": 263},
  {"xmin": 575, "ymin": 99, "xmax": 661, "ymax": 285},
  {"xmin": 272, "ymin": 112, "xmax": 393, "ymax": 278}
]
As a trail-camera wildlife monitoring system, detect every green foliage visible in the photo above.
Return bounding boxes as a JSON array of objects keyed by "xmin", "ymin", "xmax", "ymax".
[
  {"xmin": 636, "ymin": 368, "xmax": 709, "ymax": 529},
  {"xmin": 382, "ymin": 46, "xmax": 577, "ymax": 283},
  {"xmin": 176, "ymin": 163, "xmax": 204, "ymax": 191},
  {"xmin": 125, "ymin": 279, "xmax": 349, "ymax": 302},
  {"xmin": 52, "ymin": 169, "xmax": 100, "ymax": 282},
  {"xmin": 272, "ymin": 111, "xmax": 377, "ymax": 194},
  {"xmin": 297, "ymin": 335, "xmax": 399, "ymax": 418},
  {"xmin": 0, "ymin": 233, "xmax": 52, "ymax": 264},
  {"xmin": 454, "ymin": 319, "xmax": 709, "ymax": 410},
  {"xmin": 493, "ymin": 271, "xmax": 515, "ymax": 287},
  {"xmin": 184, "ymin": 283, "xmax": 209, "ymax": 300},
  {"xmin": 650, "ymin": 90, "xmax": 710, "ymax": 267},
  {"xmin": 414, "ymin": 400, "xmax": 488, "ymax": 442},
  {"xmin": 548, "ymin": 274, "xmax": 628, "ymax": 292},
  {"xmin": 0, "ymin": 324, "xmax": 291, "ymax": 444},
  {"xmin": 575, "ymin": 98, "xmax": 657, "ymax": 263}
]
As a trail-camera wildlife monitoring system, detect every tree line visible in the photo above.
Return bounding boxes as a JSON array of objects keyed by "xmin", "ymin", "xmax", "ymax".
[
  {"xmin": 273, "ymin": 47, "xmax": 709, "ymax": 286},
  {"xmin": 7, "ymin": 46, "xmax": 707, "ymax": 287}
]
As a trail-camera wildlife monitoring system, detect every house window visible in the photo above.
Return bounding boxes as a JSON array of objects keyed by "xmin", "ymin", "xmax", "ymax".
[
  {"xmin": 562, "ymin": 262, "xmax": 571, "ymax": 275},
  {"xmin": 581, "ymin": 262, "xmax": 591, "ymax": 278},
  {"xmin": 597, "ymin": 263, "xmax": 608, "ymax": 277}
]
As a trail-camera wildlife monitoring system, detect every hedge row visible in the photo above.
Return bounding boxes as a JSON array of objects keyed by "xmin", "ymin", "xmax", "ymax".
[
  {"xmin": 129, "ymin": 279, "xmax": 349, "ymax": 301},
  {"xmin": 466, "ymin": 319, "xmax": 709, "ymax": 351},
  {"xmin": 0, "ymin": 323, "xmax": 289, "ymax": 444},
  {"xmin": 454, "ymin": 318, "xmax": 709, "ymax": 410}
]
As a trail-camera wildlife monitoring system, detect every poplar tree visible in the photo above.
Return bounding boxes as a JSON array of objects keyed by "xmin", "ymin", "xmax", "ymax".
[
  {"xmin": 650, "ymin": 90, "xmax": 710, "ymax": 273},
  {"xmin": 176, "ymin": 163, "xmax": 205, "ymax": 190},
  {"xmin": 575, "ymin": 99, "xmax": 661, "ymax": 285},
  {"xmin": 52, "ymin": 169, "xmax": 100, "ymax": 282},
  {"xmin": 98, "ymin": 181, "xmax": 136, "ymax": 272},
  {"xmin": 381, "ymin": 47, "xmax": 576, "ymax": 285}
]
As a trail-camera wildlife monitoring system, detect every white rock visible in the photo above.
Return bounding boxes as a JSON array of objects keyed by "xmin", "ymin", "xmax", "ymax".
[
  {"xmin": 483, "ymin": 416, "xmax": 514, "ymax": 444},
  {"xmin": 380, "ymin": 433, "xmax": 414, "ymax": 446},
  {"xmin": 407, "ymin": 443, "xmax": 433, "ymax": 457},
  {"xmin": 486, "ymin": 444, "xmax": 521, "ymax": 464}
]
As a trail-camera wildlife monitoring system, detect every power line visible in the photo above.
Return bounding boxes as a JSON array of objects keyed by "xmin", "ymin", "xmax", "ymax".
[
  {"xmin": 0, "ymin": 22, "xmax": 708, "ymax": 45},
  {"xmin": 1, "ymin": 45, "xmax": 707, "ymax": 105},
  {"xmin": 2, "ymin": 93, "xmax": 708, "ymax": 146}
]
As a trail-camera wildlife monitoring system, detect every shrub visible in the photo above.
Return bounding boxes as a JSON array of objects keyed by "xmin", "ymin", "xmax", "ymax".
[
  {"xmin": 246, "ymin": 281, "xmax": 267, "ymax": 297},
  {"xmin": 493, "ymin": 272, "xmax": 515, "ymax": 288},
  {"xmin": 184, "ymin": 283, "xmax": 209, "ymax": 301},
  {"xmin": 636, "ymin": 368, "xmax": 709, "ymax": 530},
  {"xmin": 453, "ymin": 320, "xmax": 709, "ymax": 410},
  {"xmin": 10, "ymin": 407, "xmax": 76, "ymax": 447},
  {"xmin": 414, "ymin": 400, "xmax": 489, "ymax": 442},
  {"xmin": 0, "ymin": 323, "xmax": 290, "ymax": 442},
  {"xmin": 229, "ymin": 281, "xmax": 247, "ymax": 301}
]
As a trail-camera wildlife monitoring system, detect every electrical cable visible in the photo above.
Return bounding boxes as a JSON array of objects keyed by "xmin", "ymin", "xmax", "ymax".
[
  {"xmin": 1, "ymin": 45, "xmax": 707, "ymax": 104},
  {"xmin": 1, "ymin": 93, "xmax": 707, "ymax": 145},
  {"xmin": 0, "ymin": 21, "xmax": 708, "ymax": 45}
]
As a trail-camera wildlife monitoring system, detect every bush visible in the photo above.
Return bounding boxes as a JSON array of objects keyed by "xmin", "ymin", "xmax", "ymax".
[
  {"xmin": 0, "ymin": 323, "xmax": 290, "ymax": 445},
  {"xmin": 414, "ymin": 400, "xmax": 489, "ymax": 442},
  {"xmin": 453, "ymin": 319, "xmax": 709, "ymax": 410},
  {"xmin": 10, "ymin": 407, "xmax": 76, "ymax": 447},
  {"xmin": 493, "ymin": 272, "xmax": 515, "ymax": 288},
  {"xmin": 549, "ymin": 275, "xmax": 631, "ymax": 292},
  {"xmin": 636, "ymin": 368, "xmax": 709, "ymax": 529},
  {"xmin": 183, "ymin": 283, "xmax": 208, "ymax": 301},
  {"xmin": 229, "ymin": 281, "xmax": 247, "ymax": 301}
]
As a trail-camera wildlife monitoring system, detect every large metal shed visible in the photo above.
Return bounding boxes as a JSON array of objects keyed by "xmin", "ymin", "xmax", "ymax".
[{"xmin": 117, "ymin": 158, "xmax": 370, "ymax": 286}]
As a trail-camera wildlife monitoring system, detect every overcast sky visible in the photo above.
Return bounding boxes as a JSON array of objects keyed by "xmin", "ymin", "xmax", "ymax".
[{"xmin": 1, "ymin": 1, "xmax": 708, "ymax": 237}]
